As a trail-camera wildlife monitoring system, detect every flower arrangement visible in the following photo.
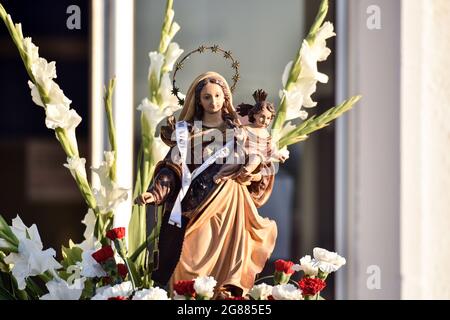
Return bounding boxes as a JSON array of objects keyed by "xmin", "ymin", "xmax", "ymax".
[{"xmin": 0, "ymin": 0, "xmax": 356, "ymax": 300}]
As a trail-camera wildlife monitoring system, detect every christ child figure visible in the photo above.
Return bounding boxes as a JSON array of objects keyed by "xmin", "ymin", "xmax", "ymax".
[{"xmin": 213, "ymin": 89, "xmax": 287, "ymax": 185}]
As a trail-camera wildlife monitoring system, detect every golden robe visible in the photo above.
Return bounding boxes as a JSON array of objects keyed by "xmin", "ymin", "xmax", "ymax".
[{"xmin": 149, "ymin": 123, "xmax": 277, "ymax": 296}]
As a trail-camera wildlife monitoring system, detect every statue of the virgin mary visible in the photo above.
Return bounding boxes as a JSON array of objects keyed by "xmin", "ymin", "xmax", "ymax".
[{"xmin": 137, "ymin": 71, "xmax": 277, "ymax": 298}]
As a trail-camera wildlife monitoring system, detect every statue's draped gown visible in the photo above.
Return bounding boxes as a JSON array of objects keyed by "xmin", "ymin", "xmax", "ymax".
[{"xmin": 149, "ymin": 122, "xmax": 277, "ymax": 296}]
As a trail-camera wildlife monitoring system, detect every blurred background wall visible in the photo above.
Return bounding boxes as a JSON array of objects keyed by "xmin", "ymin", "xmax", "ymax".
[{"xmin": 0, "ymin": 0, "xmax": 89, "ymax": 254}]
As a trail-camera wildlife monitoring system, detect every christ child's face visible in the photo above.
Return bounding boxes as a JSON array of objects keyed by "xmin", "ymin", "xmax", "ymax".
[{"xmin": 253, "ymin": 106, "xmax": 273, "ymax": 128}]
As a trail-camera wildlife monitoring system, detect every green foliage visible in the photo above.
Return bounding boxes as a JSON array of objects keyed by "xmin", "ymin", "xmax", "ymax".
[{"xmin": 279, "ymin": 96, "xmax": 362, "ymax": 148}]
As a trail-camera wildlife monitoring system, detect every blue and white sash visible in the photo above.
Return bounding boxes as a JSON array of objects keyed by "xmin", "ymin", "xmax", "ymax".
[{"xmin": 168, "ymin": 121, "xmax": 234, "ymax": 228}]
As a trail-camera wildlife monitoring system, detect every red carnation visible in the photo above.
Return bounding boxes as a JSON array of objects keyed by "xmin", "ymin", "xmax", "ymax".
[
  {"xmin": 117, "ymin": 263, "xmax": 128, "ymax": 279},
  {"xmin": 108, "ymin": 296, "xmax": 127, "ymax": 300},
  {"xmin": 298, "ymin": 277, "xmax": 326, "ymax": 296},
  {"xmin": 92, "ymin": 245, "xmax": 114, "ymax": 263},
  {"xmin": 274, "ymin": 259, "xmax": 295, "ymax": 275},
  {"xmin": 174, "ymin": 280, "xmax": 196, "ymax": 297},
  {"xmin": 106, "ymin": 227, "xmax": 126, "ymax": 240}
]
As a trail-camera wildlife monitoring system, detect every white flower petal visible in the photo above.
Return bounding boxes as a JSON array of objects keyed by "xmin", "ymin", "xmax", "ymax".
[
  {"xmin": 298, "ymin": 255, "xmax": 319, "ymax": 276},
  {"xmin": 132, "ymin": 287, "xmax": 170, "ymax": 300},
  {"xmin": 311, "ymin": 21, "xmax": 336, "ymax": 62},
  {"xmin": 28, "ymin": 81, "xmax": 45, "ymax": 107},
  {"xmin": 272, "ymin": 284, "xmax": 303, "ymax": 300},
  {"xmin": 40, "ymin": 278, "xmax": 85, "ymax": 300},
  {"xmin": 194, "ymin": 276, "xmax": 217, "ymax": 299},
  {"xmin": 91, "ymin": 153, "xmax": 129, "ymax": 214},
  {"xmin": 163, "ymin": 42, "xmax": 184, "ymax": 72},
  {"xmin": 91, "ymin": 281, "xmax": 133, "ymax": 300},
  {"xmin": 79, "ymin": 249, "xmax": 106, "ymax": 278},
  {"xmin": 168, "ymin": 21, "xmax": 180, "ymax": 39},
  {"xmin": 4, "ymin": 238, "xmax": 61, "ymax": 290},
  {"xmin": 23, "ymin": 37, "xmax": 39, "ymax": 65},
  {"xmin": 249, "ymin": 283, "xmax": 273, "ymax": 300},
  {"xmin": 152, "ymin": 137, "xmax": 170, "ymax": 164},
  {"xmin": 158, "ymin": 73, "xmax": 183, "ymax": 110},
  {"xmin": 313, "ymin": 247, "xmax": 346, "ymax": 274},
  {"xmin": 148, "ymin": 52, "xmax": 165, "ymax": 84},
  {"xmin": 64, "ymin": 157, "xmax": 87, "ymax": 180},
  {"xmin": 282, "ymin": 61, "xmax": 294, "ymax": 88}
]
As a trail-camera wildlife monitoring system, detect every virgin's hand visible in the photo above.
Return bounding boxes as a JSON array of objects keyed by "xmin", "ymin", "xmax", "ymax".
[{"xmin": 134, "ymin": 192, "xmax": 154, "ymax": 205}]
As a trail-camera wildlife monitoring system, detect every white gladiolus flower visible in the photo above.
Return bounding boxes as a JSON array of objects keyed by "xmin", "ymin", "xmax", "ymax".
[
  {"xmin": 309, "ymin": 22, "xmax": 336, "ymax": 62},
  {"xmin": 158, "ymin": 73, "xmax": 183, "ymax": 109},
  {"xmin": 138, "ymin": 97, "xmax": 181, "ymax": 133},
  {"xmin": 4, "ymin": 239, "xmax": 61, "ymax": 290},
  {"xmin": 31, "ymin": 58, "xmax": 57, "ymax": 93},
  {"xmin": 64, "ymin": 157, "xmax": 87, "ymax": 180},
  {"xmin": 132, "ymin": 287, "xmax": 170, "ymax": 300},
  {"xmin": 166, "ymin": 9, "xmax": 175, "ymax": 26},
  {"xmin": 249, "ymin": 283, "xmax": 273, "ymax": 300},
  {"xmin": 300, "ymin": 41, "xmax": 329, "ymax": 84},
  {"xmin": 163, "ymin": 42, "xmax": 184, "ymax": 73},
  {"xmin": 280, "ymin": 89, "xmax": 304, "ymax": 121},
  {"xmin": 148, "ymin": 52, "xmax": 165, "ymax": 84},
  {"xmin": 194, "ymin": 276, "xmax": 217, "ymax": 299},
  {"xmin": 44, "ymin": 104, "xmax": 81, "ymax": 131},
  {"xmin": 103, "ymin": 151, "xmax": 115, "ymax": 168},
  {"xmin": 23, "ymin": 37, "xmax": 39, "ymax": 64},
  {"xmin": 272, "ymin": 121, "xmax": 296, "ymax": 143},
  {"xmin": 292, "ymin": 255, "xmax": 319, "ymax": 277},
  {"xmin": 28, "ymin": 81, "xmax": 45, "ymax": 107},
  {"xmin": 92, "ymin": 184, "xmax": 128, "ymax": 215},
  {"xmin": 23, "ymin": 36, "xmax": 71, "ymax": 109},
  {"xmin": 91, "ymin": 281, "xmax": 133, "ymax": 300},
  {"xmin": 276, "ymin": 147, "xmax": 290, "ymax": 162},
  {"xmin": 168, "ymin": 21, "xmax": 180, "ymax": 39},
  {"xmin": 21, "ymin": 38, "xmax": 81, "ymax": 154},
  {"xmin": 40, "ymin": 278, "xmax": 85, "ymax": 300},
  {"xmin": 4, "ymin": 216, "xmax": 62, "ymax": 290},
  {"xmin": 92, "ymin": 151, "xmax": 115, "ymax": 187},
  {"xmin": 313, "ymin": 247, "xmax": 346, "ymax": 274},
  {"xmin": 299, "ymin": 110, "xmax": 309, "ymax": 120},
  {"xmin": 279, "ymin": 22, "xmax": 335, "ymax": 123},
  {"xmin": 281, "ymin": 61, "xmax": 293, "ymax": 88},
  {"xmin": 79, "ymin": 248, "xmax": 106, "ymax": 278},
  {"xmin": 272, "ymin": 284, "xmax": 303, "ymax": 300},
  {"xmin": 152, "ymin": 137, "xmax": 170, "ymax": 164},
  {"xmin": 77, "ymin": 209, "xmax": 98, "ymax": 251},
  {"xmin": 9, "ymin": 216, "xmax": 32, "ymax": 241},
  {"xmin": 91, "ymin": 152, "xmax": 129, "ymax": 214}
]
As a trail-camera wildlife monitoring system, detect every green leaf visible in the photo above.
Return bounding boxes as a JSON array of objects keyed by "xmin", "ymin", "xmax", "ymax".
[
  {"xmin": 158, "ymin": 0, "xmax": 175, "ymax": 54},
  {"xmin": 61, "ymin": 241, "xmax": 83, "ymax": 269},
  {"xmin": 306, "ymin": 0, "xmax": 329, "ymax": 44},
  {"xmin": 279, "ymin": 96, "xmax": 362, "ymax": 149},
  {"xmin": 103, "ymin": 77, "xmax": 117, "ymax": 182},
  {"xmin": 80, "ymin": 278, "xmax": 95, "ymax": 300},
  {"xmin": 128, "ymin": 204, "xmax": 147, "ymax": 272},
  {"xmin": 0, "ymin": 215, "xmax": 19, "ymax": 247},
  {"xmin": 0, "ymin": 283, "xmax": 16, "ymax": 300},
  {"xmin": 125, "ymin": 258, "xmax": 142, "ymax": 288}
]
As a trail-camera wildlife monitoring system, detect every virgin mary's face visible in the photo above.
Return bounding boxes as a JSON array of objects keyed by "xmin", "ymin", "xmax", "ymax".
[{"xmin": 200, "ymin": 82, "xmax": 225, "ymax": 115}]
